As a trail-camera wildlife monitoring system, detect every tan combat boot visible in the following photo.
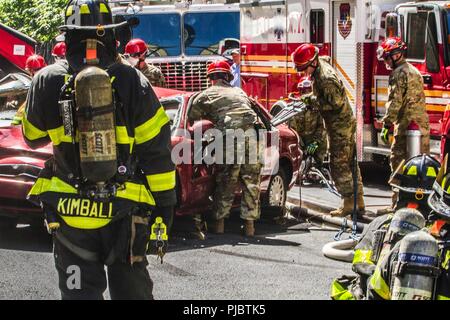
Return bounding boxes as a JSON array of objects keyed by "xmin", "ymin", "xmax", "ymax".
[
  {"xmin": 191, "ymin": 215, "xmax": 207, "ymax": 240},
  {"xmin": 244, "ymin": 220, "xmax": 255, "ymax": 237},
  {"xmin": 330, "ymin": 196, "xmax": 355, "ymax": 217},
  {"xmin": 211, "ymin": 219, "xmax": 224, "ymax": 234}
]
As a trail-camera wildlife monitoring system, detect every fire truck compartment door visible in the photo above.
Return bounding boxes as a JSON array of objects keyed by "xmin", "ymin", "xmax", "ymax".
[{"xmin": 332, "ymin": 0, "xmax": 357, "ymax": 115}]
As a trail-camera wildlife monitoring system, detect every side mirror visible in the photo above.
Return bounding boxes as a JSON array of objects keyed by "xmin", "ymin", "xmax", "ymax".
[{"xmin": 385, "ymin": 12, "xmax": 399, "ymax": 38}]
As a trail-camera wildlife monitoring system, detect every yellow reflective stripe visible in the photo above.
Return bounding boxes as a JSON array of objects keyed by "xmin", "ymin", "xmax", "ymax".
[
  {"xmin": 442, "ymin": 250, "xmax": 450, "ymax": 270},
  {"xmin": 369, "ymin": 267, "xmax": 391, "ymax": 300},
  {"xmin": 66, "ymin": 5, "xmax": 73, "ymax": 16},
  {"xmin": 28, "ymin": 177, "xmax": 77, "ymax": 197},
  {"xmin": 60, "ymin": 216, "xmax": 111, "ymax": 230},
  {"xmin": 407, "ymin": 165, "xmax": 418, "ymax": 176},
  {"xmin": 146, "ymin": 171, "xmax": 176, "ymax": 192},
  {"xmin": 11, "ymin": 116, "xmax": 23, "ymax": 125},
  {"xmin": 438, "ymin": 295, "xmax": 450, "ymax": 300},
  {"xmin": 135, "ymin": 107, "xmax": 169, "ymax": 145},
  {"xmin": 427, "ymin": 167, "xmax": 437, "ymax": 177},
  {"xmin": 116, "ymin": 182, "xmax": 156, "ymax": 206},
  {"xmin": 352, "ymin": 249, "xmax": 374, "ymax": 265},
  {"xmin": 330, "ymin": 279, "xmax": 355, "ymax": 300},
  {"xmin": 80, "ymin": 4, "xmax": 90, "ymax": 14},
  {"xmin": 22, "ymin": 117, "xmax": 48, "ymax": 141},
  {"xmin": 48, "ymin": 126, "xmax": 73, "ymax": 146},
  {"xmin": 116, "ymin": 126, "xmax": 135, "ymax": 153},
  {"xmin": 99, "ymin": 3, "xmax": 109, "ymax": 13}
]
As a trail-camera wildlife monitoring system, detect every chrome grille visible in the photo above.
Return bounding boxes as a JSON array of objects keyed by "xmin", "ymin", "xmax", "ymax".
[{"xmin": 151, "ymin": 61, "xmax": 211, "ymax": 92}]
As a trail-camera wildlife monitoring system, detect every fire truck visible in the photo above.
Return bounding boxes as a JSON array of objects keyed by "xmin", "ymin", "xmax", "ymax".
[
  {"xmin": 111, "ymin": 0, "xmax": 240, "ymax": 92},
  {"xmin": 240, "ymin": 0, "xmax": 450, "ymax": 162}
]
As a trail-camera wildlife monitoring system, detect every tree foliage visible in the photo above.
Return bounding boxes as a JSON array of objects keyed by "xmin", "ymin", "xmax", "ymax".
[{"xmin": 0, "ymin": 0, "xmax": 68, "ymax": 43}]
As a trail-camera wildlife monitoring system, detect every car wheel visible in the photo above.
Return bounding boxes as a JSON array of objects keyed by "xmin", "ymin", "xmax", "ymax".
[
  {"xmin": 0, "ymin": 217, "xmax": 18, "ymax": 230},
  {"xmin": 265, "ymin": 168, "xmax": 288, "ymax": 208}
]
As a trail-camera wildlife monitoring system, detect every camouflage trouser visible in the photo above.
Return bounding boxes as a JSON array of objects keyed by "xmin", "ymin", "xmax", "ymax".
[
  {"xmin": 213, "ymin": 163, "xmax": 262, "ymax": 221},
  {"xmin": 329, "ymin": 132, "xmax": 364, "ymax": 198},
  {"xmin": 390, "ymin": 120, "xmax": 430, "ymax": 173}
]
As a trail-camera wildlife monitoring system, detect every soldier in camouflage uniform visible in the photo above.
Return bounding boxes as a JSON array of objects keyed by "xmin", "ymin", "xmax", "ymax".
[
  {"xmin": 125, "ymin": 39, "xmax": 166, "ymax": 87},
  {"xmin": 189, "ymin": 60, "xmax": 262, "ymax": 237},
  {"xmin": 288, "ymin": 76, "xmax": 327, "ymax": 168},
  {"xmin": 292, "ymin": 44, "xmax": 365, "ymax": 217},
  {"xmin": 378, "ymin": 37, "xmax": 430, "ymax": 211}
]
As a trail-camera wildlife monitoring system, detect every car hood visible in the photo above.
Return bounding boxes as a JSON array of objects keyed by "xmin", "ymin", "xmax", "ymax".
[{"xmin": 0, "ymin": 126, "xmax": 51, "ymax": 168}]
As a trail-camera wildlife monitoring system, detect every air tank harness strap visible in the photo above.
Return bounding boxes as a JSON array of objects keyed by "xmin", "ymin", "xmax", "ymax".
[
  {"xmin": 77, "ymin": 104, "xmax": 115, "ymax": 121},
  {"xmin": 394, "ymin": 261, "xmax": 441, "ymax": 278}
]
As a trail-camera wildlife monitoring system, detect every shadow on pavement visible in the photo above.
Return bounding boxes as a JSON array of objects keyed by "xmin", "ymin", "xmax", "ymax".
[
  {"xmin": 0, "ymin": 208, "xmax": 332, "ymax": 254},
  {"xmin": 0, "ymin": 223, "xmax": 52, "ymax": 253},
  {"xmin": 168, "ymin": 208, "xmax": 321, "ymax": 253}
]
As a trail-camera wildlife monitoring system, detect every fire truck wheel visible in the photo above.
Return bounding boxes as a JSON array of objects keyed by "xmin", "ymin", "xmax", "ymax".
[
  {"xmin": 0, "ymin": 217, "xmax": 17, "ymax": 230},
  {"xmin": 264, "ymin": 167, "xmax": 288, "ymax": 209}
]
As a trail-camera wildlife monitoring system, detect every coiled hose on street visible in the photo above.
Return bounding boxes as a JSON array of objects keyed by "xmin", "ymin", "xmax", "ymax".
[{"xmin": 322, "ymin": 239, "xmax": 358, "ymax": 263}]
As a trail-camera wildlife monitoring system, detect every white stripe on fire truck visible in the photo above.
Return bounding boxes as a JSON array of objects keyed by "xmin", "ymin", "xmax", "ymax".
[{"xmin": 371, "ymin": 94, "xmax": 449, "ymax": 106}]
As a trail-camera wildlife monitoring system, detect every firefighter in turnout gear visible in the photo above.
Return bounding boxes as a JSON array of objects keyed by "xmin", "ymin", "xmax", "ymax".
[
  {"xmin": 291, "ymin": 43, "xmax": 364, "ymax": 217},
  {"xmin": 288, "ymin": 76, "xmax": 327, "ymax": 168},
  {"xmin": 377, "ymin": 37, "xmax": 430, "ymax": 212},
  {"xmin": 331, "ymin": 154, "xmax": 440, "ymax": 300},
  {"xmin": 124, "ymin": 39, "xmax": 166, "ymax": 88},
  {"xmin": 189, "ymin": 60, "xmax": 262, "ymax": 237},
  {"xmin": 11, "ymin": 55, "xmax": 47, "ymax": 126},
  {"xmin": 22, "ymin": 0, "xmax": 176, "ymax": 300},
  {"xmin": 366, "ymin": 156, "xmax": 450, "ymax": 300},
  {"xmin": 390, "ymin": 154, "xmax": 440, "ymax": 217}
]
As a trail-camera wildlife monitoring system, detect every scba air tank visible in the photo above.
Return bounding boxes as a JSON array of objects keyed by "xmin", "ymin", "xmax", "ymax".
[{"xmin": 74, "ymin": 66, "xmax": 117, "ymax": 183}]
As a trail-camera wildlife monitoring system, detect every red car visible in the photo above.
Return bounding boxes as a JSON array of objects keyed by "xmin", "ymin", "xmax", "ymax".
[{"xmin": 0, "ymin": 87, "xmax": 301, "ymax": 229}]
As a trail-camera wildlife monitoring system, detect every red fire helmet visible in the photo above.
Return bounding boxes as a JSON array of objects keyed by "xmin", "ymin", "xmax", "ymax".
[
  {"xmin": 125, "ymin": 39, "xmax": 148, "ymax": 56},
  {"xmin": 52, "ymin": 42, "xmax": 66, "ymax": 58},
  {"xmin": 25, "ymin": 54, "xmax": 47, "ymax": 72},
  {"xmin": 291, "ymin": 44, "xmax": 319, "ymax": 71},
  {"xmin": 207, "ymin": 60, "xmax": 232, "ymax": 77},
  {"xmin": 377, "ymin": 37, "xmax": 407, "ymax": 60}
]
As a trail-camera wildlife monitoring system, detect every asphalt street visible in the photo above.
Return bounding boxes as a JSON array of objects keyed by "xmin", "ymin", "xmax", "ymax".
[
  {"xmin": 0, "ymin": 214, "xmax": 353, "ymax": 300},
  {"xmin": 0, "ymin": 164, "xmax": 390, "ymax": 300}
]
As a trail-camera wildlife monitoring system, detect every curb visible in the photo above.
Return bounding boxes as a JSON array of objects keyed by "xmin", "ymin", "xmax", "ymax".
[
  {"xmin": 287, "ymin": 195, "xmax": 335, "ymax": 214},
  {"xmin": 286, "ymin": 195, "xmax": 370, "ymax": 231}
]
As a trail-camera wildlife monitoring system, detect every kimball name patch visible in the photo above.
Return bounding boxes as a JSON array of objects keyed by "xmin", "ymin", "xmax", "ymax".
[{"xmin": 57, "ymin": 198, "xmax": 113, "ymax": 219}]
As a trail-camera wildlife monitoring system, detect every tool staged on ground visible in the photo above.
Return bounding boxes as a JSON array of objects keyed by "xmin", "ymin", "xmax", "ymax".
[{"xmin": 0, "ymin": 0, "xmax": 450, "ymax": 303}]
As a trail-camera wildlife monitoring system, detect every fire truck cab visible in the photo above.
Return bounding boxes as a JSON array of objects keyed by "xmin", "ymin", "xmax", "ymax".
[
  {"xmin": 374, "ymin": 1, "xmax": 450, "ymax": 160},
  {"xmin": 241, "ymin": 0, "xmax": 450, "ymax": 162},
  {"xmin": 112, "ymin": 0, "xmax": 240, "ymax": 92}
]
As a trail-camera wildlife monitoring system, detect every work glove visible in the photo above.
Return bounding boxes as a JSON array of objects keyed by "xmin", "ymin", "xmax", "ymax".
[
  {"xmin": 381, "ymin": 125, "xmax": 390, "ymax": 145},
  {"xmin": 306, "ymin": 141, "xmax": 319, "ymax": 155},
  {"xmin": 300, "ymin": 93, "xmax": 314, "ymax": 106}
]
